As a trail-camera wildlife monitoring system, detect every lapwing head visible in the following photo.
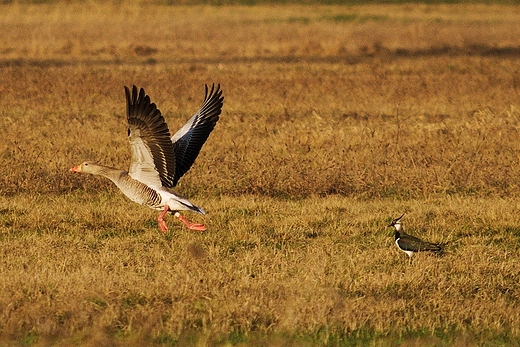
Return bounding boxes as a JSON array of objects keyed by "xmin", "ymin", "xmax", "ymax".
[{"xmin": 388, "ymin": 212, "xmax": 405, "ymax": 231}]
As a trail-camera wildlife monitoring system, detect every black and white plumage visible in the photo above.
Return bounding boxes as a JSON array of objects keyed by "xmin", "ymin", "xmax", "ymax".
[
  {"xmin": 71, "ymin": 84, "xmax": 224, "ymax": 233},
  {"xmin": 388, "ymin": 213, "xmax": 442, "ymax": 259}
]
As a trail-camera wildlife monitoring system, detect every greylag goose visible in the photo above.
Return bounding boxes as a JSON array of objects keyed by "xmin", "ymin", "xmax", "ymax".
[{"xmin": 70, "ymin": 84, "xmax": 223, "ymax": 232}]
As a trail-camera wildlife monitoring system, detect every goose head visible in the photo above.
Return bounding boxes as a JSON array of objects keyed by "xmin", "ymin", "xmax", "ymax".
[{"xmin": 70, "ymin": 161, "xmax": 105, "ymax": 175}]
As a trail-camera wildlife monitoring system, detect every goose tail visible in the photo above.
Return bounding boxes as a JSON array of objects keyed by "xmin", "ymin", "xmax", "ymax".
[
  {"xmin": 168, "ymin": 196, "xmax": 206, "ymax": 215},
  {"xmin": 191, "ymin": 205, "xmax": 205, "ymax": 215}
]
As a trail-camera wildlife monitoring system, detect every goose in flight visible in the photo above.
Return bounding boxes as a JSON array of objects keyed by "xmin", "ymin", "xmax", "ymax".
[
  {"xmin": 70, "ymin": 84, "xmax": 223, "ymax": 232},
  {"xmin": 388, "ymin": 213, "xmax": 442, "ymax": 260}
]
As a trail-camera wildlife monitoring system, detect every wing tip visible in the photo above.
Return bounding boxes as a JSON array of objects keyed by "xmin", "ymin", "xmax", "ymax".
[
  {"xmin": 124, "ymin": 85, "xmax": 147, "ymax": 104},
  {"xmin": 203, "ymin": 83, "xmax": 223, "ymax": 103}
]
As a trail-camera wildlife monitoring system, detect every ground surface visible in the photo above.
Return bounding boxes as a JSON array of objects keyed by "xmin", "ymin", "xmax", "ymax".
[{"xmin": 1, "ymin": 2, "xmax": 520, "ymax": 346}]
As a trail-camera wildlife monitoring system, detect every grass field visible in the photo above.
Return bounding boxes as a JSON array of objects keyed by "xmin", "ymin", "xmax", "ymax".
[{"xmin": 1, "ymin": 2, "xmax": 520, "ymax": 346}]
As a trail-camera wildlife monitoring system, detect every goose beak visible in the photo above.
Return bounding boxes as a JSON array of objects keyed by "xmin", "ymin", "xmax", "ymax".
[{"xmin": 70, "ymin": 165, "xmax": 81, "ymax": 173}]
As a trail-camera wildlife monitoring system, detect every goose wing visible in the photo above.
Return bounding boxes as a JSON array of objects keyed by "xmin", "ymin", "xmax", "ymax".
[
  {"xmin": 170, "ymin": 83, "xmax": 223, "ymax": 186},
  {"xmin": 125, "ymin": 85, "xmax": 176, "ymax": 188}
]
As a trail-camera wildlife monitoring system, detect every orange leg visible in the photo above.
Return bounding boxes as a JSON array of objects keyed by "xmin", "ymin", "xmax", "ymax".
[
  {"xmin": 157, "ymin": 205, "xmax": 170, "ymax": 233},
  {"xmin": 174, "ymin": 212, "xmax": 206, "ymax": 232}
]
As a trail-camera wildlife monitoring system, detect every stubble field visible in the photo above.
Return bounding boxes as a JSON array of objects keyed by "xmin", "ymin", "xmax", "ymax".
[{"xmin": 1, "ymin": 2, "xmax": 520, "ymax": 346}]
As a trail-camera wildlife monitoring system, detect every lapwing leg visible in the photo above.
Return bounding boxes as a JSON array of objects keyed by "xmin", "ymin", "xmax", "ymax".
[
  {"xmin": 174, "ymin": 212, "xmax": 206, "ymax": 232},
  {"xmin": 157, "ymin": 205, "xmax": 170, "ymax": 233}
]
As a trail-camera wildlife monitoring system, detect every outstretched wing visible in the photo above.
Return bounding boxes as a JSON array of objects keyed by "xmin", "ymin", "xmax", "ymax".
[
  {"xmin": 170, "ymin": 83, "xmax": 224, "ymax": 186},
  {"xmin": 125, "ymin": 85, "xmax": 176, "ymax": 188}
]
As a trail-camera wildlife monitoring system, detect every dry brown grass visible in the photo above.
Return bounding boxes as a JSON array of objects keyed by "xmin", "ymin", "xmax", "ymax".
[{"xmin": 1, "ymin": 2, "xmax": 520, "ymax": 346}]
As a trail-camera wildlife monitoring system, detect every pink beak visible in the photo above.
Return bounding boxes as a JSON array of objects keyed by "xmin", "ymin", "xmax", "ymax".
[{"xmin": 70, "ymin": 165, "xmax": 81, "ymax": 173}]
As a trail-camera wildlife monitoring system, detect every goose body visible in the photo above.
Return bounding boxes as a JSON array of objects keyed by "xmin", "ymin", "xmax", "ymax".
[
  {"xmin": 71, "ymin": 84, "xmax": 223, "ymax": 232},
  {"xmin": 388, "ymin": 213, "xmax": 442, "ymax": 259}
]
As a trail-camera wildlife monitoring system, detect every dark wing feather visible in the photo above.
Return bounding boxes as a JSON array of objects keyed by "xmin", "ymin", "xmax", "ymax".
[
  {"xmin": 170, "ymin": 83, "xmax": 223, "ymax": 186},
  {"xmin": 398, "ymin": 233, "xmax": 442, "ymax": 252},
  {"xmin": 125, "ymin": 85, "xmax": 176, "ymax": 188}
]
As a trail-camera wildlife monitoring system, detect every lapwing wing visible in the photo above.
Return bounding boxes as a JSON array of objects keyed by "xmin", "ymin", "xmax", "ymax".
[{"xmin": 388, "ymin": 213, "xmax": 442, "ymax": 261}]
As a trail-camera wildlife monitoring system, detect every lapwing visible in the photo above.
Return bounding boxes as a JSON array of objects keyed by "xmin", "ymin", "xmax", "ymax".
[{"xmin": 388, "ymin": 213, "xmax": 442, "ymax": 260}]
